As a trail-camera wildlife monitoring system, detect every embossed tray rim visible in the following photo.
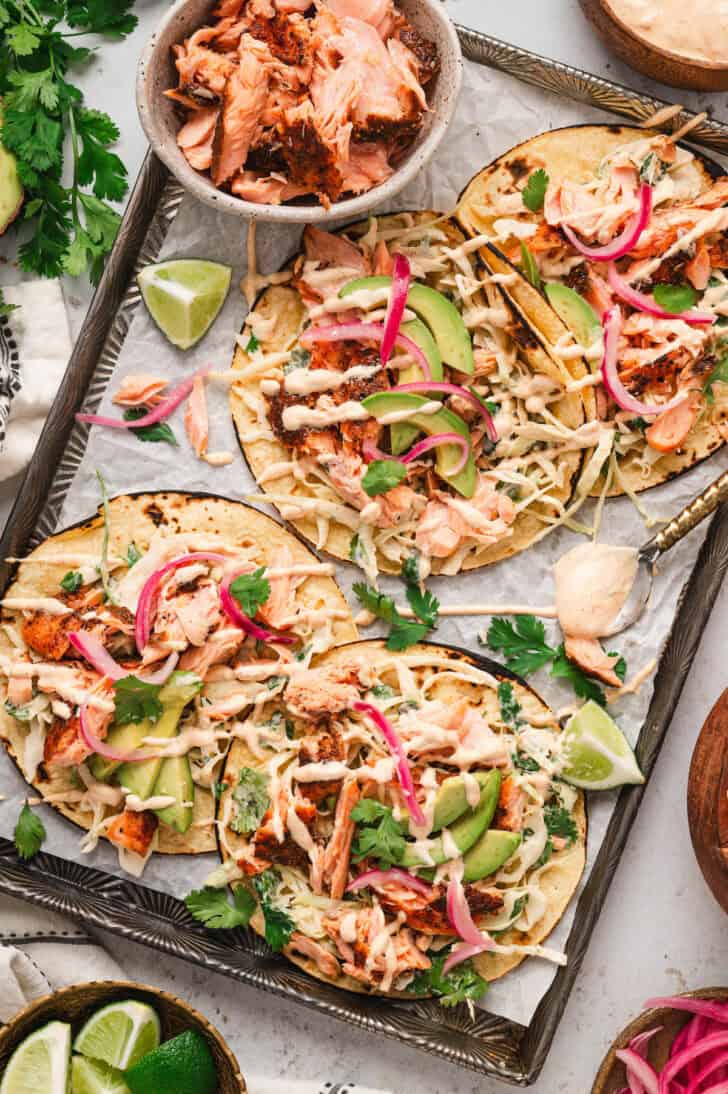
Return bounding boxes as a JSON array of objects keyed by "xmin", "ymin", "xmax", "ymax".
[{"xmin": 2, "ymin": 26, "xmax": 728, "ymax": 1086}]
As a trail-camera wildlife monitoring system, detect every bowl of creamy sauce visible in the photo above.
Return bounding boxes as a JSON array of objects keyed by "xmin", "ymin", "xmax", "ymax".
[{"xmin": 580, "ymin": 0, "xmax": 728, "ymax": 91}]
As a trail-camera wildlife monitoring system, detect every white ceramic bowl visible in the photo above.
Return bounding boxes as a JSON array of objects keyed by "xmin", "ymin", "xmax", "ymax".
[{"xmin": 136, "ymin": 0, "xmax": 463, "ymax": 224}]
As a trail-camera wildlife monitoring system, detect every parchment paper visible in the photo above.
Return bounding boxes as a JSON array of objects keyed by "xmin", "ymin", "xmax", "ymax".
[{"xmin": 1, "ymin": 59, "xmax": 725, "ymax": 1027}]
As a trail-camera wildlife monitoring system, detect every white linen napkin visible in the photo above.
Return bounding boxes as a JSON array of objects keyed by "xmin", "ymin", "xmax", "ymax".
[
  {"xmin": 0, "ymin": 893, "xmax": 392, "ymax": 1093},
  {"xmin": 0, "ymin": 280, "xmax": 72, "ymax": 483}
]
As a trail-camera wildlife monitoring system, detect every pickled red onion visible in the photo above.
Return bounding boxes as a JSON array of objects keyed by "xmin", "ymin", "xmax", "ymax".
[
  {"xmin": 135, "ymin": 552, "xmax": 227, "ymax": 652},
  {"xmin": 69, "ymin": 632, "xmax": 178, "ymax": 685},
  {"xmin": 352, "ymin": 701, "xmax": 425, "ymax": 827},
  {"xmin": 607, "ymin": 264, "xmax": 715, "ymax": 326},
  {"xmin": 77, "ymin": 366, "xmax": 211, "ymax": 430},
  {"xmin": 614, "ymin": 1048, "xmax": 658, "ymax": 1094},
  {"xmin": 362, "ymin": 432, "xmax": 469, "ymax": 475},
  {"xmin": 644, "ymin": 998, "xmax": 728, "ymax": 1024},
  {"xmin": 78, "ymin": 699, "xmax": 159, "ymax": 763},
  {"xmin": 300, "ymin": 321, "xmax": 431, "ymax": 381},
  {"xmin": 393, "ymin": 382, "xmax": 498, "ymax": 442},
  {"xmin": 600, "ymin": 306, "xmax": 688, "ymax": 417},
  {"xmin": 381, "ymin": 254, "xmax": 411, "ymax": 365},
  {"xmin": 219, "ymin": 570, "xmax": 294, "ymax": 645},
  {"xmin": 442, "ymin": 878, "xmax": 495, "ymax": 972},
  {"xmin": 561, "ymin": 183, "xmax": 653, "ymax": 262},
  {"xmin": 346, "ymin": 868, "xmax": 432, "ymax": 896}
]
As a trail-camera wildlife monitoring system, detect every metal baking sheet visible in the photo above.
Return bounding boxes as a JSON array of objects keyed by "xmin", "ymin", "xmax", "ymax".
[{"xmin": 2, "ymin": 26, "xmax": 728, "ymax": 1085}]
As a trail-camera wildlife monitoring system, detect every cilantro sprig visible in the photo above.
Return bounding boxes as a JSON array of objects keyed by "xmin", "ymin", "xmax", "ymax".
[
  {"xmin": 362, "ymin": 459, "xmax": 407, "ymax": 497},
  {"xmin": 14, "ymin": 802, "xmax": 46, "ymax": 861},
  {"xmin": 410, "ymin": 950, "xmax": 489, "ymax": 1007},
  {"xmin": 123, "ymin": 408, "xmax": 178, "ymax": 446},
  {"xmin": 522, "ymin": 169, "xmax": 549, "ymax": 213},
  {"xmin": 351, "ymin": 799, "xmax": 406, "ymax": 866},
  {"xmin": 483, "ymin": 615, "xmax": 626, "ymax": 706},
  {"xmin": 353, "ymin": 582, "xmax": 429, "ymax": 652},
  {"xmin": 252, "ymin": 870, "xmax": 295, "ymax": 951},
  {"xmin": 230, "ymin": 567, "xmax": 270, "ymax": 617},
  {"xmin": 185, "ymin": 886, "xmax": 256, "ymax": 930},
  {"xmin": 652, "ymin": 283, "xmax": 698, "ymax": 314},
  {"xmin": 113, "ymin": 675, "xmax": 163, "ymax": 726},
  {"xmin": 0, "ymin": 1, "xmax": 137, "ymax": 282}
]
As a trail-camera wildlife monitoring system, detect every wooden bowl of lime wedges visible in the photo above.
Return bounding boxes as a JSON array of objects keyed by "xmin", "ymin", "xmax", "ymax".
[{"xmin": 0, "ymin": 980, "xmax": 245, "ymax": 1093}]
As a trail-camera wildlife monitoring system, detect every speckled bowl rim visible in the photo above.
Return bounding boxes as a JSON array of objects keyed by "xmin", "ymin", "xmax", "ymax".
[
  {"xmin": 0, "ymin": 980, "xmax": 246, "ymax": 1091},
  {"xmin": 599, "ymin": 0, "xmax": 728, "ymax": 75},
  {"xmin": 136, "ymin": 0, "xmax": 463, "ymax": 224}
]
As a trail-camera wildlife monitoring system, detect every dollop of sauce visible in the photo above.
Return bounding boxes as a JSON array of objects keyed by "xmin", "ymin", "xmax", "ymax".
[
  {"xmin": 554, "ymin": 542, "xmax": 638, "ymax": 639},
  {"xmin": 607, "ymin": 0, "xmax": 728, "ymax": 64}
]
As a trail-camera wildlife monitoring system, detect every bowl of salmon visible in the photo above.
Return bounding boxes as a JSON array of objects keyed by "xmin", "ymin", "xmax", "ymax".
[{"xmin": 137, "ymin": 0, "xmax": 463, "ymax": 223}]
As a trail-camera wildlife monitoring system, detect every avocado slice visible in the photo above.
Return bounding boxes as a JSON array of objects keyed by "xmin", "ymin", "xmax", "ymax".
[
  {"xmin": 462, "ymin": 829, "xmax": 522, "ymax": 883},
  {"xmin": 390, "ymin": 318, "xmax": 443, "ymax": 456},
  {"xmin": 89, "ymin": 720, "xmax": 151, "ymax": 783},
  {"xmin": 431, "ymin": 770, "xmax": 499, "ymax": 832},
  {"xmin": 152, "ymin": 754, "xmax": 194, "ymax": 834},
  {"xmin": 401, "ymin": 771, "xmax": 502, "ymax": 868},
  {"xmin": 544, "ymin": 283, "xmax": 601, "ymax": 349},
  {"xmin": 340, "ymin": 275, "xmax": 475, "ymax": 375},
  {"xmin": 113, "ymin": 671, "xmax": 202, "ymax": 803},
  {"xmin": 361, "ymin": 391, "xmax": 476, "ymax": 498}
]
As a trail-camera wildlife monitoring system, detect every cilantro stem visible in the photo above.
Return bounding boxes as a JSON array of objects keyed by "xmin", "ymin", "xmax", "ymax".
[{"xmin": 67, "ymin": 105, "xmax": 80, "ymax": 223}]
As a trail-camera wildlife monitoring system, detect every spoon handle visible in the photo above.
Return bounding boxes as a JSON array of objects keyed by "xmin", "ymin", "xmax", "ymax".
[{"xmin": 648, "ymin": 467, "xmax": 728, "ymax": 556}]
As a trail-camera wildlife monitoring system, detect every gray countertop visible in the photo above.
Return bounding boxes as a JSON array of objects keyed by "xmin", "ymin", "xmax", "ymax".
[{"xmin": 2, "ymin": 3, "xmax": 728, "ymax": 1091}]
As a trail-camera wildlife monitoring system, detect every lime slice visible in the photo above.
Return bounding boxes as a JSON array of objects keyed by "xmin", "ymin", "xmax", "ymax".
[
  {"xmin": 138, "ymin": 259, "xmax": 232, "ymax": 350},
  {"xmin": 71, "ymin": 1058, "xmax": 129, "ymax": 1094},
  {"xmin": 0, "ymin": 1021, "xmax": 70, "ymax": 1094},
  {"xmin": 73, "ymin": 1001, "xmax": 160, "ymax": 1071},
  {"xmin": 124, "ymin": 1030, "xmax": 217, "ymax": 1094},
  {"xmin": 561, "ymin": 700, "xmax": 645, "ymax": 790}
]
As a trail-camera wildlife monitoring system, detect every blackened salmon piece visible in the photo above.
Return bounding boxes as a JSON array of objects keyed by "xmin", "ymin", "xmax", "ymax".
[
  {"xmin": 43, "ymin": 715, "xmax": 90, "ymax": 768},
  {"xmin": 248, "ymin": 11, "xmax": 311, "ymax": 66},
  {"xmin": 380, "ymin": 885, "xmax": 504, "ymax": 934},
  {"xmin": 22, "ymin": 613, "xmax": 78, "ymax": 661},
  {"xmin": 277, "ymin": 112, "xmax": 343, "ymax": 202},
  {"xmin": 254, "ymin": 828, "xmax": 310, "ymax": 870},
  {"xmin": 645, "ymin": 252, "xmax": 691, "ymax": 287},
  {"xmin": 562, "ymin": 263, "xmax": 590, "ymax": 295},
  {"xmin": 298, "ymin": 726, "xmax": 345, "ymax": 804},
  {"xmin": 352, "ymin": 114, "xmax": 422, "ymax": 146},
  {"xmin": 107, "ymin": 810, "xmax": 158, "ymax": 857},
  {"xmin": 397, "ymin": 26, "xmax": 440, "ymax": 84},
  {"xmin": 246, "ymin": 134, "xmax": 288, "ymax": 174}
]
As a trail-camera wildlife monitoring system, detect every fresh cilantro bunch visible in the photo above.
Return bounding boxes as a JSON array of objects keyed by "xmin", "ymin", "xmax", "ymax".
[{"xmin": 0, "ymin": 0, "xmax": 138, "ymax": 281}]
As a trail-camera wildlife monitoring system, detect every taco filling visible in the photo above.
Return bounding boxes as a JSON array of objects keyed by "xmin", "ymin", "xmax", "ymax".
[
  {"xmin": 457, "ymin": 126, "xmax": 728, "ymax": 498},
  {"xmin": 0, "ymin": 493, "xmax": 355, "ymax": 875},
  {"xmin": 233, "ymin": 212, "xmax": 595, "ymax": 577},
  {"xmin": 215, "ymin": 640, "xmax": 586, "ymax": 1001}
]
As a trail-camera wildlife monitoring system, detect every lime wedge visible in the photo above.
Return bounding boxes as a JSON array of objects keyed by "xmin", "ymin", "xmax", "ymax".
[
  {"xmin": 561, "ymin": 700, "xmax": 645, "ymax": 790},
  {"xmin": 124, "ymin": 1030, "xmax": 217, "ymax": 1094},
  {"xmin": 0, "ymin": 1021, "xmax": 70, "ymax": 1094},
  {"xmin": 71, "ymin": 1058, "xmax": 129, "ymax": 1094},
  {"xmin": 73, "ymin": 1001, "xmax": 160, "ymax": 1071},
  {"xmin": 138, "ymin": 259, "xmax": 231, "ymax": 350}
]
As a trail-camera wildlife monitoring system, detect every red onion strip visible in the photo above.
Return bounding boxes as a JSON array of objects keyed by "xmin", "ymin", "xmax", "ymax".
[
  {"xmin": 135, "ymin": 552, "xmax": 228, "ymax": 652},
  {"xmin": 443, "ymin": 941, "xmax": 489, "ymax": 974},
  {"xmin": 69, "ymin": 632, "xmax": 178, "ymax": 685},
  {"xmin": 219, "ymin": 570, "xmax": 295, "ymax": 646},
  {"xmin": 78, "ymin": 699, "xmax": 158, "ymax": 764},
  {"xmin": 300, "ymin": 321, "xmax": 431, "ymax": 381},
  {"xmin": 381, "ymin": 254, "xmax": 411, "ymax": 365},
  {"xmin": 346, "ymin": 867, "xmax": 432, "ymax": 897},
  {"xmin": 615, "ymin": 1049, "xmax": 658, "ymax": 1094},
  {"xmin": 442, "ymin": 878, "xmax": 495, "ymax": 972},
  {"xmin": 394, "ymin": 382, "xmax": 498, "ymax": 442},
  {"xmin": 607, "ymin": 264, "xmax": 715, "ymax": 327},
  {"xmin": 600, "ymin": 307, "xmax": 688, "ymax": 417},
  {"xmin": 562, "ymin": 183, "xmax": 653, "ymax": 262},
  {"xmin": 362, "ymin": 432, "xmax": 469, "ymax": 475},
  {"xmin": 77, "ymin": 366, "xmax": 211, "ymax": 430},
  {"xmin": 644, "ymin": 999, "xmax": 728, "ymax": 1024},
  {"xmin": 352, "ymin": 701, "xmax": 425, "ymax": 827},
  {"xmin": 660, "ymin": 1032, "xmax": 728, "ymax": 1092}
]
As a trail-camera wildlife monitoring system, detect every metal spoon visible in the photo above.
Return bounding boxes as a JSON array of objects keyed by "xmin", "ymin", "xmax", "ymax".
[{"xmin": 601, "ymin": 466, "xmax": 728, "ymax": 637}]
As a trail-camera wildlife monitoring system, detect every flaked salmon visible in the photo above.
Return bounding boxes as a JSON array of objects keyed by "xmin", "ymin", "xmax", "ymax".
[{"xmin": 185, "ymin": 374, "xmax": 209, "ymax": 458}]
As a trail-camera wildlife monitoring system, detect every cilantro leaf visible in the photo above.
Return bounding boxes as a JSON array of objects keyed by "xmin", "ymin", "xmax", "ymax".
[
  {"xmin": 704, "ymin": 357, "xmax": 728, "ymax": 405},
  {"xmin": 353, "ymin": 582, "xmax": 430, "ymax": 651},
  {"xmin": 351, "ymin": 799, "xmax": 406, "ymax": 866},
  {"xmin": 405, "ymin": 584, "xmax": 439, "ymax": 628},
  {"xmin": 400, "ymin": 554, "xmax": 421, "ymax": 585},
  {"xmin": 66, "ymin": 0, "xmax": 138, "ymax": 37},
  {"xmin": 245, "ymin": 333, "xmax": 260, "ymax": 353},
  {"xmin": 230, "ymin": 567, "xmax": 270, "ymax": 617},
  {"xmin": 113, "ymin": 675, "xmax": 163, "ymax": 725},
  {"xmin": 4, "ymin": 699, "xmax": 32, "ymax": 722},
  {"xmin": 550, "ymin": 645, "xmax": 606, "ymax": 706},
  {"xmin": 122, "ymin": 408, "xmax": 178, "ymax": 446},
  {"xmin": 126, "ymin": 542, "xmax": 142, "ymax": 568},
  {"xmin": 6, "ymin": 22, "xmax": 41, "ymax": 56},
  {"xmin": 520, "ymin": 242, "xmax": 541, "ymax": 289},
  {"xmin": 230, "ymin": 768, "xmax": 270, "ymax": 835},
  {"xmin": 544, "ymin": 802, "xmax": 578, "ymax": 845},
  {"xmin": 652, "ymin": 283, "xmax": 698, "ymax": 314},
  {"xmin": 513, "ymin": 750, "xmax": 540, "ymax": 773},
  {"xmin": 410, "ymin": 952, "xmax": 489, "ymax": 1007},
  {"xmin": 386, "ymin": 618, "xmax": 430, "ymax": 652},
  {"xmin": 14, "ymin": 803, "xmax": 46, "ymax": 861},
  {"xmin": 362, "ymin": 459, "xmax": 407, "ymax": 497},
  {"xmin": 497, "ymin": 681, "xmax": 521, "ymax": 726},
  {"xmin": 252, "ymin": 871, "xmax": 295, "ymax": 951},
  {"xmin": 522, "ymin": 169, "xmax": 549, "ymax": 213},
  {"xmin": 61, "ymin": 570, "xmax": 82, "ymax": 593},
  {"xmin": 185, "ymin": 886, "xmax": 255, "ymax": 929},
  {"xmin": 485, "ymin": 616, "xmax": 556, "ymax": 677}
]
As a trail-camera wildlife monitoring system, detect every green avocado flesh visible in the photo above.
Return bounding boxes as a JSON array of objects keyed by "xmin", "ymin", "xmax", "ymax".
[
  {"xmin": 544, "ymin": 282, "xmax": 601, "ymax": 348},
  {"xmin": 361, "ymin": 391, "xmax": 476, "ymax": 498},
  {"xmin": 339, "ymin": 275, "xmax": 475, "ymax": 375},
  {"xmin": 401, "ymin": 770, "xmax": 502, "ymax": 867},
  {"xmin": 90, "ymin": 672, "xmax": 201, "ymax": 834},
  {"xmin": 390, "ymin": 317, "xmax": 444, "ymax": 456},
  {"xmin": 462, "ymin": 829, "xmax": 522, "ymax": 883},
  {"xmin": 431, "ymin": 771, "xmax": 493, "ymax": 832}
]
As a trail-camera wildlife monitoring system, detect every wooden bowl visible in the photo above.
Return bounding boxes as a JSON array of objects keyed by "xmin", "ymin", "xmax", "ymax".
[
  {"xmin": 688, "ymin": 688, "xmax": 728, "ymax": 914},
  {"xmin": 0, "ymin": 981, "xmax": 246, "ymax": 1092},
  {"xmin": 592, "ymin": 988, "xmax": 728, "ymax": 1092},
  {"xmin": 579, "ymin": 0, "xmax": 728, "ymax": 91}
]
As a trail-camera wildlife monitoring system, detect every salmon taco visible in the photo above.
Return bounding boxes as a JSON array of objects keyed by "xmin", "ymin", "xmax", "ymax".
[
  {"xmin": 232, "ymin": 212, "xmax": 597, "ymax": 579},
  {"xmin": 457, "ymin": 125, "xmax": 728, "ymax": 499},
  {"xmin": 214, "ymin": 639, "xmax": 586, "ymax": 1002},
  {"xmin": 0, "ymin": 492, "xmax": 356, "ymax": 874}
]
